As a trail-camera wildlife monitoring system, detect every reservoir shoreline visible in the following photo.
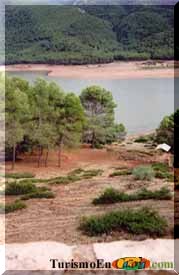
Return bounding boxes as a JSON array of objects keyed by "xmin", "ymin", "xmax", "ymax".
[{"xmin": 3, "ymin": 60, "xmax": 176, "ymax": 80}]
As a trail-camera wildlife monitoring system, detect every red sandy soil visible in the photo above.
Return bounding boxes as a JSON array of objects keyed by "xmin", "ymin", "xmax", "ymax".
[
  {"xmin": 4, "ymin": 147, "xmax": 174, "ymax": 244},
  {"xmin": 5, "ymin": 146, "xmax": 167, "ymax": 179},
  {"xmin": 3, "ymin": 61, "xmax": 177, "ymax": 80}
]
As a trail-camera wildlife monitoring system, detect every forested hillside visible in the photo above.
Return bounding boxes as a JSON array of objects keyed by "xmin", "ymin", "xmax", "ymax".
[{"xmin": 5, "ymin": 5, "xmax": 174, "ymax": 64}]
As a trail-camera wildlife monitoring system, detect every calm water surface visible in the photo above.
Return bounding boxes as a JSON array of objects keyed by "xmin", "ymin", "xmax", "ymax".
[{"xmin": 8, "ymin": 71, "xmax": 176, "ymax": 134}]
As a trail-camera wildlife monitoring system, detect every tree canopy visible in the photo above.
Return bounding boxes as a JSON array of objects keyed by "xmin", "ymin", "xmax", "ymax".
[
  {"xmin": 5, "ymin": 77, "xmax": 126, "ymax": 168},
  {"xmin": 80, "ymin": 85, "xmax": 126, "ymax": 148},
  {"xmin": 5, "ymin": 5, "xmax": 174, "ymax": 65}
]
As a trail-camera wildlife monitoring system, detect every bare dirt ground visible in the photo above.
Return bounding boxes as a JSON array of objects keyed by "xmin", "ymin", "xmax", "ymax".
[
  {"xmin": 5, "ymin": 144, "xmax": 174, "ymax": 244},
  {"xmin": 4, "ymin": 60, "xmax": 177, "ymax": 80}
]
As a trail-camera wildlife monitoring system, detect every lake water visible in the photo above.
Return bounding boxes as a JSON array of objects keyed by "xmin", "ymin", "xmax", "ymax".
[{"xmin": 7, "ymin": 71, "xmax": 175, "ymax": 134}]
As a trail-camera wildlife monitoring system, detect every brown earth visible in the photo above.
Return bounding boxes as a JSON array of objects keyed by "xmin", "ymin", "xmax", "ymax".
[
  {"xmin": 4, "ymin": 60, "xmax": 177, "ymax": 80},
  {"xmin": 4, "ymin": 145, "xmax": 174, "ymax": 244}
]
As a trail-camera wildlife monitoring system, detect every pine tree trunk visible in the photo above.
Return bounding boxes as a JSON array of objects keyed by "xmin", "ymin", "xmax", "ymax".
[
  {"xmin": 12, "ymin": 144, "xmax": 16, "ymax": 170},
  {"xmin": 58, "ymin": 142, "xmax": 62, "ymax": 167},
  {"xmin": 45, "ymin": 149, "xmax": 49, "ymax": 167},
  {"xmin": 92, "ymin": 131, "xmax": 95, "ymax": 149},
  {"xmin": 37, "ymin": 146, "xmax": 43, "ymax": 168}
]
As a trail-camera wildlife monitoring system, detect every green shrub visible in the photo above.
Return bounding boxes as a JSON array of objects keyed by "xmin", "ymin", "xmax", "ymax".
[
  {"xmin": 134, "ymin": 136, "xmax": 149, "ymax": 143},
  {"xmin": 21, "ymin": 190, "xmax": 55, "ymax": 200},
  {"xmin": 48, "ymin": 175, "xmax": 81, "ymax": 185},
  {"xmin": 19, "ymin": 179, "xmax": 41, "ymax": 184},
  {"xmin": 93, "ymin": 187, "xmax": 172, "ymax": 205},
  {"xmin": 82, "ymin": 169, "xmax": 103, "ymax": 179},
  {"xmin": 5, "ymin": 172, "xmax": 35, "ymax": 179},
  {"xmin": 132, "ymin": 166, "xmax": 155, "ymax": 181},
  {"xmin": 109, "ymin": 169, "xmax": 132, "ymax": 177},
  {"xmin": 69, "ymin": 168, "xmax": 84, "ymax": 176},
  {"xmin": 93, "ymin": 188, "xmax": 125, "ymax": 204},
  {"xmin": 155, "ymin": 171, "xmax": 174, "ymax": 181},
  {"xmin": 93, "ymin": 143, "xmax": 104, "ymax": 149},
  {"xmin": 152, "ymin": 162, "xmax": 170, "ymax": 173},
  {"xmin": 80, "ymin": 207, "xmax": 167, "ymax": 237},
  {"xmin": 6, "ymin": 181, "xmax": 37, "ymax": 195},
  {"xmin": 68, "ymin": 175, "xmax": 82, "ymax": 182},
  {"xmin": 0, "ymin": 200, "xmax": 27, "ymax": 214},
  {"xmin": 137, "ymin": 187, "xmax": 172, "ymax": 200},
  {"xmin": 47, "ymin": 169, "xmax": 103, "ymax": 185}
]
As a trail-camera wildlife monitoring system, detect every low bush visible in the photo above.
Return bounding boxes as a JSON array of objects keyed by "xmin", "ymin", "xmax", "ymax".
[
  {"xmin": 93, "ymin": 188, "xmax": 124, "ymax": 204},
  {"xmin": 82, "ymin": 169, "xmax": 103, "ymax": 179},
  {"xmin": 93, "ymin": 187, "xmax": 172, "ymax": 204},
  {"xmin": 137, "ymin": 187, "xmax": 172, "ymax": 200},
  {"xmin": 0, "ymin": 200, "xmax": 26, "ymax": 214},
  {"xmin": 109, "ymin": 169, "xmax": 132, "ymax": 177},
  {"xmin": 6, "ymin": 181, "xmax": 37, "ymax": 195},
  {"xmin": 49, "ymin": 169, "xmax": 103, "ymax": 184},
  {"xmin": 80, "ymin": 207, "xmax": 167, "ymax": 237},
  {"xmin": 152, "ymin": 163, "xmax": 170, "ymax": 173},
  {"xmin": 132, "ymin": 166, "xmax": 155, "ymax": 181},
  {"xmin": 5, "ymin": 172, "xmax": 35, "ymax": 179},
  {"xmin": 69, "ymin": 168, "xmax": 84, "ymax": 176},
  {"xmin": 155, "ymin": 171, "xmax": 174, "ymax": 181},
  {"xmin": 5, "ymin": 181, "xmax": 55, "ymax": 200},
  {"xmin": 21, "ymin": 190, "xmax": 55, "ymax": 200},
  {"xmin": 48, "ymin": 175, "xmax": 81, "ymax": 185},
  {"xmin": 134, "ymin": 136, "xmax": 149, "ymax": 143}
]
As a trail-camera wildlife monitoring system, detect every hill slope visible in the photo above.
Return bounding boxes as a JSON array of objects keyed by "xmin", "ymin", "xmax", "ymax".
[{"xmin": 5, "ymin": 5, "xmax": 174, "ymax": 64}]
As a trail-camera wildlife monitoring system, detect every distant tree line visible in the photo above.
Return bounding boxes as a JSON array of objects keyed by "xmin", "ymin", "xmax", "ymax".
[
  {"xmin": 5, "ymin": 77, "xmax": 126, "ymax": 169},
  {"xmin": 5, "ymin": 6, "xmax": 174, "ymax": 65}
]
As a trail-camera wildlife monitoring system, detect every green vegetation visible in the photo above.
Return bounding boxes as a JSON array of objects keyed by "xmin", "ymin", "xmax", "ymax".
[
  {"xmin": 155, "ymin": 109, "xmax": 179, "ymax": 167},
  {"xmin": 155, "ymin": 171, "xmax": 174, "ymax": 181},
  {"xmin": 80, "ymin": 207, "xmax": 167, "ymax": 237},
  {"xmin": 5, "ymin": 6, "xmax": 174, "ymax": 65},
  {"xmin": 80, "ymin": 86, "xmax": 126, "ymax": 148},
  {"xmin": 6, "ymin": 76, "xmax": 124, "ymax": 168},
  {"xmin": 109, "ymin": 163, "xmax": 173, "ymax": 181},
  {"xmin": 6, "ymin": 77, "xmax": 30, "ymax": 169},
  {"xmin": 109, "ymin": 169, "xmax": 132, "ymax": 177},
  {"xmin": 21, "ymin": 190, "xmax": 55, "ymax": 200},
  {"xmin": 48, "ymin": 169, "xmax": 103, "ymax": 184},
  {"xmin": 0, "ymin": 200, "xmax": 27, "ymax": 214},
  {"xmin": 5, "ymin": 169, "xmax": 103, "ymax": 187},
  {"xmin": 5, "ymin": 181, "xmax": 55, "ymax": 200},
  {"xmin": 6, "ymin": 181, "xmax": 37, "ymax": 195},
  {"xmin": 134, "ymin": 136, "xmax": 149, "ymax": 143},
  {"xmin": 5, "ymin": 76, "xmax": 85, "ymax": 168},
  {"xmin": 93, "ymin": 187, "xmax": 172, "ymax": 204},
  {"xmin": 152, "ymin": 162, "xmax": 169, "ymax": 173},
  {"xmin": 5, "ymin": 172, "xmax": 35, "ymax": 179},
  {"xmin": 132, "ymin": 165, "xmax": 155, "ymax": 181},
  {"xmin": 156, "ymin": 112, "xmax": 174, "ymax": 152},
  {"xmin": 151, "ymin": 162, "xmax": 173, "ymax": 181}
]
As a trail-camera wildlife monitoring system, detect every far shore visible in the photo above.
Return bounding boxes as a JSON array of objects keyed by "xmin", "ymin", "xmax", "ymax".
[{"xmin": 3, "ymin": 60, "xmax": 178, "ymax": 80}]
